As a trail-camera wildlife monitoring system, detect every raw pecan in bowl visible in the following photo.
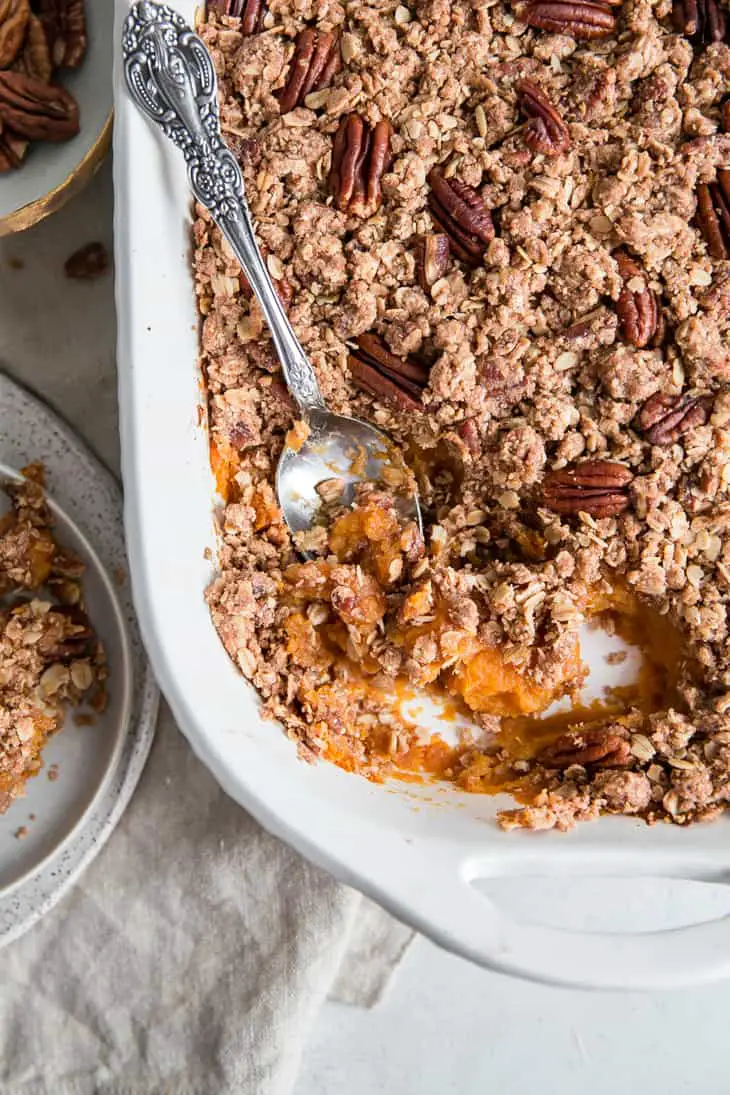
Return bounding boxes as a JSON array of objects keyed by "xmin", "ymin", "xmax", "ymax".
[
  {"xmin": 17, "ymin": 14, "xmax": 53, "ymax": 83},
  {"xmin": 0, "ymin": 0, "xmax": 109, "ymax": 236},
  {"xmin": 0, "ymin": 71, "xmax": 78, "ymax": 141},
  {"xmin": 0, "ymin": 128, "xmax": 28, "ymax": 170},
  {"xmin": 36, "ymin": 0, "xmax": 87, "ymax": 69},
  {"xmin": 0, "ymin": 0, "xmax": 29, "ymax": 70}
]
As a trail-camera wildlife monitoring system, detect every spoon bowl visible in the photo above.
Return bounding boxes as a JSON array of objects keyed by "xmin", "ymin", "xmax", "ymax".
[{"xmin": 276, "ymin": 409, "xmax": 422, "ymax": 538}]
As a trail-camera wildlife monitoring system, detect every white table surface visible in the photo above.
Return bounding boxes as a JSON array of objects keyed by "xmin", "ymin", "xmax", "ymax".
[
  {"xmin": 297, "ymin": 932, "xmax": 729, "ymax": 1094},
  {"xmin": 4, "ymin": 160, "xmax": 730, "ymax": 1095}
]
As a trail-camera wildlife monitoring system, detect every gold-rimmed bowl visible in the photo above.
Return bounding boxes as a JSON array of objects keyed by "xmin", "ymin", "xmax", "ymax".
[{"xmin": 0, "ymin": 2, "xmax": 113, "ymax": 237}]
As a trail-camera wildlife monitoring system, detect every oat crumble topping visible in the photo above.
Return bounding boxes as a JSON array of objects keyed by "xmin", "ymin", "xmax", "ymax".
[
  {"xmin": 197, "ymin": 0, "xmax": 730, "ymax": 830},
  {"xmin": 0, "ymin": 466, "xmax": 106, "ymax": 814}
]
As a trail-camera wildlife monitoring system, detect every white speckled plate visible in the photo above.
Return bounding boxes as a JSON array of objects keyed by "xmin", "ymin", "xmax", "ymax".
[{"xmin": 0, "ymin": 370, "xmax": 158, "ymax": 948}]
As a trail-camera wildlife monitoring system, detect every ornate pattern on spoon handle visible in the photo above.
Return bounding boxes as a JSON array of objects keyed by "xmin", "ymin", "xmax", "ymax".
[{"xmin": 122, "ymin": 1, "xmax": 325, "ymax": 413}]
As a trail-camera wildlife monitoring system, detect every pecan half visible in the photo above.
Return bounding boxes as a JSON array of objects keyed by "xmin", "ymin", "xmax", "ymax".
[
  {"xmin": 41, "ymin": 605, "xmax": 95, "ymax": 662},
  {"xmin": 614, "ymin": 250, "xmax": 658, "ymax": 348},
  {"xmin": 696, "ymin": 175, "xmax": 730, "ymax": 259},
  {"xmin": 651, "ymin": 308, "xmax": 668, "ymax": 349},
  {"xmin": 209, "ymin": 0, "xmax": 267, "ymax": 33},
  {"xmin": 458, "ymin": 417, "xmax": 481, "ymax": 455},
  {"xmin": 35, "ymin": 0, "xmax": 86, "ymax": 69},
  {"xmin": 64, "ymin": 241, "xmax": 109, "ymax": 280},
  {"xmin": 348, "ymin": 332, "xmax": 429, "ymax": 412},
  {"xmin": 226, "ymin": 135, "xmax": 261, "ymax": 172},
  {"xmin": 0, "ymin": 71, "xmax": 78, "ymax": 140},
  {"xmin": 636, "ymin": 392, "xmax": 713, "ymax": 445},
  {"xmin": 520, "ymin": 0, "xmax": 619, "ymax": 40},
  {"xmin": 723, "ymin": 98, "xmax": 730, "ymax": 133},
  {"xmin": 0, "ymin": 125, "xmax": 27, "ymax": 170},
  {"xmin": 414, "ymin": 233, "xmax": 450, "ymax": 290},
  {"xmin": 542, "ymin": 460, "xmax": 633, "ymax": 518},
  {"xmin": 238, "ymin": 261, "xmax": 292, "ymax": 309},
  {"xmin": 0, "ymin": 0, "xmax": 29, "ymax": 68},
  {"xmin": 279, "ymin": 28, "xmax": 341, "ymax": 113},
  {"xmin": 329, "ymin": 114, "xmax": 392, "ymax": 218},
  {"xmin": 427, "ymin": 168, "xmax": 494, "ymax": 266},
  {"xmin": 672, "ymin": 0, "xmax": 726, "ymax": 45},
  {"xmin": 516, "ymin": 79, "xmax": 570, "ymax": 156},
  {"xmin": 537, "ymin": 727, "xmax": 631, "ymax": 769},
  {"xmin": 15, "ymin": 13, "xmax": 52, "ymax": 82}
]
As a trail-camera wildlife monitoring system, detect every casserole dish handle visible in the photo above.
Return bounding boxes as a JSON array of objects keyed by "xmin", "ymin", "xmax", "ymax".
[{"xmin": 379, "ymin": 849, "xmax": 730, "ymax": 990}]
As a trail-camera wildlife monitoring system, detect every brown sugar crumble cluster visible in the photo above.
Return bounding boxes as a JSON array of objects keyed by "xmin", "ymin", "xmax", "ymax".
[
  {"xmin": 197, "ymin": 0, "xmax": 730, "ymax": 832},
  {"xmin": 0, "ymin": 466, "xmax": 105, "ymax": 814}
]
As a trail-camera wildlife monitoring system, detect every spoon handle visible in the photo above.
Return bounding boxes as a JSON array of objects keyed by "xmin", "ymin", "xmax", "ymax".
[{"xmin": 122, "ymin": 1, "xmax": 326, "ymax": 414}]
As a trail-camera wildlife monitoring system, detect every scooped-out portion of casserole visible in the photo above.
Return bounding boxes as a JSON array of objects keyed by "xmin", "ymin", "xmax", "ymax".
[{"xmin": 197, "ymin": 0, "xmax": 730, "ymax": 830}]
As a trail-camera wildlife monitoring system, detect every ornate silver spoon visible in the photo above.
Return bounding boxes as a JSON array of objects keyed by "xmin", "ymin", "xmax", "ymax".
[{"xmin": 122, "ymin": 1, "xmax": 421, "ymax": 543}]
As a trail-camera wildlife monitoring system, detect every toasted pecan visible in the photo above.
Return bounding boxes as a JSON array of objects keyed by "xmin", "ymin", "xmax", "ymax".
[
  {"xmin": 329, "ymin": 114, "xmax": 392, "ymax": 218},
  {"xmin": 414, "ymin": 233, "xmax": 450, "ymax": 290},
  {"xmin": 520, "ymin": 0, "xmax": 619, "ymax": 40},
  {"xmin": 537, "ymin": 727, "xmax": 631, "ymax": 769},
  {"xmin": 613, "ymin": 250, "xmax": 658, "ymax": 349},
  {"xmin": 209, "ymin": 0, "xmax": 266, "ymax": 33},
  {"xmin": 517, "ymin": 79, "xmax": 570, "ymax": 156},
  {"xmin": 672, "ymin": 0, "xmax": 727, "ymax": 46},
  {"xmin": 697, "ymin": 175, "xmax": 730, "ymax": 259},
  {"xmin": 348, "ymin": 332, "xmax": 429, "ymax": 412},
  {"xmin": 279, "ymin": 28, "xmax": 341, "ymax": 113},
  {"xmin": 543, "ymin": 460, "xmax": 633, "ymax": 518},
  {"xmin": 427, "ymin": 168, "xmax": 494, "ymax": 266},
  {"xmin": 636, "ymin": 392, "xmax": 713, "ymax": 445}
]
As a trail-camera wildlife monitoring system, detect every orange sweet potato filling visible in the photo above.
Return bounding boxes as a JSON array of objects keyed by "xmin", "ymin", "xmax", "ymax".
[
  {"xmin": 327, "ymin": 501, "xmax": 405, "ymax": 587},
  {"xmin": 450, "ymin": 640, "xmax": 583, "ymax": 718}
]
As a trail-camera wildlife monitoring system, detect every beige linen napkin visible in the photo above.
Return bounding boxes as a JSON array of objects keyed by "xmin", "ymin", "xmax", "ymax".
[{"xmin": 0, "ymin": 705, "xmax": 413, "ymax": 1095}]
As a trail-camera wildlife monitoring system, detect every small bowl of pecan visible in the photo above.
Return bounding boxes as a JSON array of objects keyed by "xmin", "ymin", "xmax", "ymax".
[{"xmin": 0, "ymin": 0, "xmax": 113, "ymax": 236}]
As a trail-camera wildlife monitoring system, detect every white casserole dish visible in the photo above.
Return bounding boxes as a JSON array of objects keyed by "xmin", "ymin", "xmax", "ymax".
[{"xmin": 112, "ymin": 0, "xmax": 730, "ymax": 990}]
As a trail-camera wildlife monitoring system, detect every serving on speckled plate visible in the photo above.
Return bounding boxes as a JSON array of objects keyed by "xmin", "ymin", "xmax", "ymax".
[
  {"xmin": 0, "ymin": 465, "xmax": 107, "ymax": 817},
  {"xmin": 0, "ymin": 373, "xmax": 158, "ymax": 947}
]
